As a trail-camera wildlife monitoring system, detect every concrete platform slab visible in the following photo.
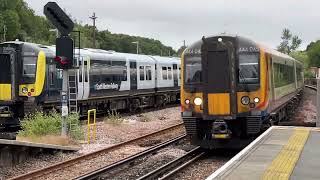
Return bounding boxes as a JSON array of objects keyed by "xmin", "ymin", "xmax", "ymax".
[
  {"xmin": 0, "ymin": 139, "xmax": 80, "ymax": 151},
  {"xmin": 0, "ymin": 139, "xmax": 80, "ymax": 167},
  {"xmin": 206, "ymin": 126, "xmax": 320, "ymax": 180}
]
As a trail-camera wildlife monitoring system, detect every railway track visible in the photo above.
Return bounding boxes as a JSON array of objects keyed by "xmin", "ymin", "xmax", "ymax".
[
  {"xmin": 76, "ymin": 136, "xmax": 203, "ymax": 180},
  {"xmin": 305, "ymin": 84, "xmax": 317, "ymax": 91},
  {"xmin": 10, "ymin": 123, "xmax": 185, "ymax": 180}
]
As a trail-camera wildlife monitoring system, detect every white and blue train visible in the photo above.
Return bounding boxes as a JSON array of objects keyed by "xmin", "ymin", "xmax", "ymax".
[{"xmin": 0, "ymin": 41, "xmax": 180, "ymax": 127}]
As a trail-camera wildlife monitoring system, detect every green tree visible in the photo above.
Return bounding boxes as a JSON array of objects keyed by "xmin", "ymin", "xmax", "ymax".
[
  {"xmin": 3, "ymin": 10, "xmax": 21, "ymax": 40},
  {"xmin": 277, "ymin": 28, "xmax": 302, "ymax": 54},
  {"xmin": 307, "ymin": 41, "xmax": 320, "ymax": 67}
]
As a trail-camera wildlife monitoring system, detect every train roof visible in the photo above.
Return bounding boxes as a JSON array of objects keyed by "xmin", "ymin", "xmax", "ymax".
[
  {"xmin": 0, "ymin": 41, "xmax": 180, "ymax": 64},
  {"xmin": 186, "ymin": 34, "xmax": 300, "ymax": 64}
]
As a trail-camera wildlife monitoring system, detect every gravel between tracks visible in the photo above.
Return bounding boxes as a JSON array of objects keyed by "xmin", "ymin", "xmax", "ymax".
[
  {"xmin": 0, "ymin": 106, "xmax": 182, "ymax": 179},
  {"xmin": 291, "ymin": 88, "xmax": 316, "ymax": 126},
  {"xmin": 172, "ymin": 150, "xmax": 237, "ymax": 180}
]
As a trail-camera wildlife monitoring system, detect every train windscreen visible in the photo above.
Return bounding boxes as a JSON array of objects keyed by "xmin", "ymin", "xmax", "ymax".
[
  {"xmin": 184, "ymin": 55, "xmax": 201, "ymax": 84},
  {"xmin": 0, "ymin": 54, "xmax": 11, "ymax": 84},
  {"xmin": 239, "ymin": 53, "xmax": 259, "ymax": 84}
]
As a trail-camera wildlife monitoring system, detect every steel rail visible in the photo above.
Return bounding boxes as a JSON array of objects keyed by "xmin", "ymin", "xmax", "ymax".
[
  {"xmin": 305, "ymin": 85, "xmax": 317, "ymax": 91},
  {"xmin": 10, "ymin": 123, "xmax": 184, "ymax": 180},
  {"xmin": 137, "ymin": 146, "xmax": 204, "ymax": 180},
  {"xmin": 75, "ymin": 134, "xmax": 187, "ymax": 180}
]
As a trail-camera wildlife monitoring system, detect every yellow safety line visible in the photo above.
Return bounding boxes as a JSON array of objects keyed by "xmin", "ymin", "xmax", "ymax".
[{"xmin": 261, "ymin": 128, "xmax": 310, "ymax": 180}]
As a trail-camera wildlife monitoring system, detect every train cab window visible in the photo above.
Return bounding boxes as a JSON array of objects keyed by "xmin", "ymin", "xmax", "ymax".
[
  {"xmin": 168, "ymin": 67, "xmax": 172, "ymax": 80},
  {"xmin": 162, "ymin": 66, "xmax": 168, "ymax": 80},
  {"xmin": 239, "ymin": 53, "xmax": 259, "ymax": 84},
  {"xmin": 146, "ymin": 66, "xmax": 152, "ymax": 80},
  {"xmin": 23, "ymin": 56, "xmax": 37, "ymax": 78},
  {"xmin": 185, "ymin": 56, "xmax": 201, "ymax": 83},
  {"xmin": 0, "ymin": 54, "xmax": 11, "ymax": 83},
  {"xmin": 140, "ymin": 66, "xmax": 145, "ymax": 81}
]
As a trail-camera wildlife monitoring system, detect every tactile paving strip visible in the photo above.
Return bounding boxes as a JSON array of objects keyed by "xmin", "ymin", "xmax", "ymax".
[{"xmin": 262, "ymin": 128, "xmax": 310, "ymax": 180}]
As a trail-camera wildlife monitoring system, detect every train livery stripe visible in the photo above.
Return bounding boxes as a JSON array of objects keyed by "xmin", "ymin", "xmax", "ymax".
[
  {"xmin": 208, "ymin": 93, "xmax": 230, "ymax": 115},
  {"xmin": 261, "ymin": 128, "xmax": 310, "ymax": 180},
  {"xmin": 0, "ymin": 84, "xmax": 11, "ymax": 100}
]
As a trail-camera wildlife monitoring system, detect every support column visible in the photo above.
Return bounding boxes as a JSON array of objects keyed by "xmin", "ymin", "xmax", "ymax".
[{"xmin": 317, "ymin": 78, "xmax": 320, "ymax": 127}]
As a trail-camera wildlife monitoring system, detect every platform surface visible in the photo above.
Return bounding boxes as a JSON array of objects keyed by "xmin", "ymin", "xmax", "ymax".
[
  {"xmin": 0, "ymin": 139, "xmax": 80, "ymax": 151},
  {"xmin": 207, "ymin": 126, "xmax": 320, "ymax": 180}
]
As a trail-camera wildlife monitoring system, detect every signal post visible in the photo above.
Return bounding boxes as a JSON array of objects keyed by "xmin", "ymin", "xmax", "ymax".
[{"xmin": 44, "ymin": 2, "xmax": 75, "ymax": 136}]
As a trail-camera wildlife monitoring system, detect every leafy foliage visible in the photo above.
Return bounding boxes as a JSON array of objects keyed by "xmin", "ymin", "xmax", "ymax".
[
  {"xmin": 0, "ymin": 0, "xmax": 176, "ymax": 55},
  {"xmin": 18, "ymin": 111, "xmax": 84, "ymax": 141},
  {"xmin": 277, "ymin": 28, "xmax": 302, "ymax": 54},
  {"xmin": 104, "ymin": 110, "xmax": 123, "ymax": 125},
  {"xmin": 306, "ymin": 40, "xmax": 320, "ymax": 68}
]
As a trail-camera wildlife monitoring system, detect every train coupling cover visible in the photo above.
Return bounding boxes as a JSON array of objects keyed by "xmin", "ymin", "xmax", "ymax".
[{"xmin": 212, "ymin": 120, "xmax": 231, "ymax": 139}]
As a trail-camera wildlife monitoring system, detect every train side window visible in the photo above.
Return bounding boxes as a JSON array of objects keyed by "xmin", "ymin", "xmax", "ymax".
[
  {"xmin": 168, "ymin": 67, "xmax": 172, "ymax": 80},
  {"xmin": 162, "ymin": 66, "xmax": 167, "ymax": 80},
  {"xmin": 84, "ymin": 60, "xmax": 89, "ymax": 82},
  {"xmin": 146, "ymin": 66, "xmax": 152, "ymax": 80},
  {"xmin": 49, "ymin": 64, "xmax": 55, "ymax": 85},
  {"xmin": 140, "ymin": 66, "xmax": 145, "ymax": 81},
  {"xmin": 57, "ymin": 69, "xmax": 63, "ymax": 79},
  {"xmin": 179, "ymin": 67, "xmax": 181, "ymax": 79},
  {"xmin": 123, "ymin": 68, "xmax": 127, "ymax": 81}
]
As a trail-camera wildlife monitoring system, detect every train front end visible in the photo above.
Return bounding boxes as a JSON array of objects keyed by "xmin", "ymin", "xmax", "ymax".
[
  {"xmin": 181, "ymin": 35, "xmax": 268, "ymax": 149},
  {"xmin": 0, "ymin": 42, "xmax": 46, "ymax": 128}
]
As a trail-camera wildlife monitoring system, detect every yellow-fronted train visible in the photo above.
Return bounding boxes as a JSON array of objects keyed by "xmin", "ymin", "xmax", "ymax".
[{"xmin": 181, "ymin": 35, "xmax": 303, "ymax": 149}]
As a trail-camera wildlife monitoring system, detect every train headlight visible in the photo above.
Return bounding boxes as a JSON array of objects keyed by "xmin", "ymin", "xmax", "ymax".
[
  {"xmin": 254, "ymin": 97, "xmax": 260, "ymax": 103},
  {"xmin": 194, "ymin": 97, "xmax": 202, "ymax": 106},
  {"xmin": 22, "ymin": 87, "xmax": 28, "ymax": 94},
  {"xmin": 241, "ymin": 96, "xmax": 250, "ymax": 105},
  {"xmin": 185, "ymin": 99, "xmax": 190, "ymax": 105}
]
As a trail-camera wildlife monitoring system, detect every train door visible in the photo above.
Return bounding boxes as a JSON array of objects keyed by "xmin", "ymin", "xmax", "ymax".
[
  {"xmin": 77, "ymin": 57, "xmax": 84, "ymax": 99},
  {"xmin": 201, "ymin": 37, "xmax": 237, "ymax": 116},
  {"xmin": 0, "ymin": 46, "xmax": 17, "ymax": 101},
  {"xmin": 173, "ymin": 64, "xmax": 178, "ymax": 87},
  {"xmin": 77, "ymin": 56, "xmax": 90, "ymax": 100},
  {"xmin": 82, "ymin": 57, "xmax": 90, "ymax": 99},
  {"xmin": 130, "ymin": 61, "xmax": 137, "ymax": 90}
]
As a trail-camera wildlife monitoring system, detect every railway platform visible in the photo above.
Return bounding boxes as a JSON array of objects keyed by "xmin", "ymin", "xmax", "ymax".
[
  {"xmin": 207, "ymin": 126, "xmax": 320, "ymax": 180},
  {"xmin": 0, "ymin": 139, "xmax": 80, "ymax": 167}
]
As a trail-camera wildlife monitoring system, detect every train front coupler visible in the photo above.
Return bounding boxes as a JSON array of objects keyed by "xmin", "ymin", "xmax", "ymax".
[{"xmin": 212, "ymin": 120, "xmax": 232, "ymax": 139}]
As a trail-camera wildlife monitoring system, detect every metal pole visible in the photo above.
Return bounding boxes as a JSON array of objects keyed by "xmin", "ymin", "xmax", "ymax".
[
  {"xmin": 3, "ymin": 25, "xmax": 6, "ymax": 41},
  {"xmin": 317, "ymin": 78, "xmax": 320, "ymax": 127},
  {"xmin": 61, "ymin": 70, "xmax": 68, "ymax": 136},
  {"xmin": 89, "ymin": 13, "xmax": 97, "ymax": 48},
  {"xmin": 137, "ymin": 41, "xmax": 139, "ymax": 54}
]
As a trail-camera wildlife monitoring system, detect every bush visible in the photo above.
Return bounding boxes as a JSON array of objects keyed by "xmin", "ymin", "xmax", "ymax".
[
  {"xmin": 139, "ymin": 114, "xmax": 151, "ymax": 122},
  {"xmin": 18, "ymin": 111, "xmax": 84, "ymax": 141},
  {"xmin": 104, "ymin": 110, "xmax": 122, "ymax": 125}
]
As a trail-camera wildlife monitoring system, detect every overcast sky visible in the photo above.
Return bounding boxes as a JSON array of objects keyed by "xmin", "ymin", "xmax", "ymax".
[{"xmin": 26, "ymin": 0, "xmax": 320, "ymax": 50}]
